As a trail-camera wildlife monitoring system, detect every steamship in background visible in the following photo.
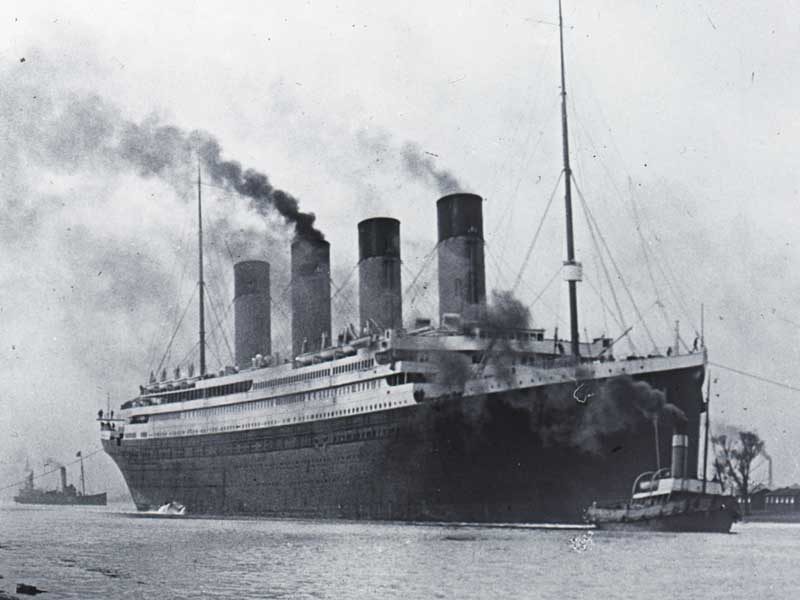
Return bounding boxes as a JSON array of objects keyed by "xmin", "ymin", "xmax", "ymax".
[
  {"xmin": 100, "ymin": 4, "xmax": 708, "ymax": 522},
  {"xmin": 15, "ymin": 459, "xmax": 107, "ymax": 506}
]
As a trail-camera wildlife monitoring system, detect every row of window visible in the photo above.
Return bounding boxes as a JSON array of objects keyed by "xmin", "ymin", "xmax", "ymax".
[
  {"xmin": 250, "ymin": 358, "xmax": 377, "ymax": 391},
  {"xmin": 126, "ymin": 380, "xmax": 253, "ymax": 408},
  {"xmin": 332, "ymin": 359, "xmax": 375, "ymax": 374},
  {"xmin": 150, "ymin": 378, "xmax": 386, "ymax": 422},
  {"xmin": 128, "ymin": 425, "xmax": 401, "ymax": 460},
  {"xmin": 149, "ymin": 400, "xmax": 407, "ymax": 437},
  {"xmin": 766, "ymin": 496, "xmax": 797, "ymax": 504},
  {"xmin": 254, "ymin": 369, "xmax": 330, "ymax": 390}
]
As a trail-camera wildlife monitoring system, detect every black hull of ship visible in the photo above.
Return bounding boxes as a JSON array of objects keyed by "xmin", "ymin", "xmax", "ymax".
[
  {"xmin": 104, "ymin": 365, "xmax": 704, "ymax": 523},
  {"xmin": 13, "ymin": 493, "xmax": 107, "ymax": 506}
]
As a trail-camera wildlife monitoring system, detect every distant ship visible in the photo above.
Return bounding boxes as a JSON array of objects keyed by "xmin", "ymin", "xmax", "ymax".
[
  {"xmin": 14, "ymin": 456, "xmax": 107, "ymax": 506},
  {"xmin": 100, "ymin": 2, "xmax": 708, "ymax": 522}
]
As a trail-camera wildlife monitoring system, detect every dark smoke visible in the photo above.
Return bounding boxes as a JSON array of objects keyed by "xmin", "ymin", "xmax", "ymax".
[
  {"xmin": 571, "ymin": 375, "xmax": 687, "ymax": 452},
  {"xmin": 5, "ymin": 90, "xmax": 321, "ymax": 242},
  {"xmin": 196, "ymin": 139, "xmax": 323, "ymax": 241},
  {"xmin": 484, "ymin": 290, "xmax": 531, "ymax": 330},
  {"xmin": 662, "ymin": 402, "xmax": 689, "ymax": 433},
  {"xmin": 432, "ymin": 352, "xmax": 473, "ymax": 390},
  {"xmin": 117, "ymin": 114, "xmax": 323, "ymax": 241},
  {"xmin": 475, "ymin": 290, "xmax": 531, "ymax": 384},
  {"xmin": 497, "ymin": 374, "xmax": 689, "ymax": 455},
  {"xmin": 400, "ymin": 142, "xmax": 462, "ymax": 194}
]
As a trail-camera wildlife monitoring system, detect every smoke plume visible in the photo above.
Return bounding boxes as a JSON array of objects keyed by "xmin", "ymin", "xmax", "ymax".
[
  {"xmin": 400, "ymin": 142, "xmax": 463, "ymax": 194},
  {"xmin": 484, "ymin": 290, "xmax": 531, "ymax": 330},
  {"xmin": 496, "ymin": 374, "xmax": 690, "ymax": 455},
  {"xmin": 432, "ymin": 352, "xmax": 473, "ymax": 390},
  {"xmin": 473, "ymin": 290, "xmax": 532, "ymax": 384},
  {"xmin": 351, "ymin": 128, "xmax": 465, "ymax": 197}
]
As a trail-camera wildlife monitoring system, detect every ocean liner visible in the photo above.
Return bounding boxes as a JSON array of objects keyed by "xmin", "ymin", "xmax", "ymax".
[{"xmin": 100, "ymin": 3, "xmax": 708, "ymax": 522}]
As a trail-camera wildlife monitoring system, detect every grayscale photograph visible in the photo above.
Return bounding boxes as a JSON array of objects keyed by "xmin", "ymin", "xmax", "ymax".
[{"xmin": 0, "ymin": 1, "xmax": 796, "ymax": 598}]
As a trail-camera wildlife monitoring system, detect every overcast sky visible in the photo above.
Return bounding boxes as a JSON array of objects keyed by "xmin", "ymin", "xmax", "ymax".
[{"xmin": 1, "ymin": 0, "xmax": 798, "ymax": 496}]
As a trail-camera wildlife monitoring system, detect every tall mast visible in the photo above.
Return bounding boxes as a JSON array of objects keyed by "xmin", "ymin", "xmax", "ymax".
[
  {"xmin": 558, "ymin": 0, "xmax": 580, "ymax": 358},
  {"xmin": 197, "ymin": 166, "xmax": 207, "ymax": 377},
  {"xmin": 702, "ymin": 372, "xmax": 712, "ymax": 492}
]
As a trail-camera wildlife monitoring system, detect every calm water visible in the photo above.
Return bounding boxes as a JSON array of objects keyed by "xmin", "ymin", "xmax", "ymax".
[{"xmin": 0, "ymin": 503, "xmax": 795, "ymax": 599}]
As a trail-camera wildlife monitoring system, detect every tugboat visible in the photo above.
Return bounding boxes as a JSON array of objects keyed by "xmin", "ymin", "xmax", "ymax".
[
  {"xmin": 13, "ymin": 455, "xmax": 107, "ymax": 507},
  {"xmin": 585, "ymin": 383, "xmax": 739, "ymax": 532}
]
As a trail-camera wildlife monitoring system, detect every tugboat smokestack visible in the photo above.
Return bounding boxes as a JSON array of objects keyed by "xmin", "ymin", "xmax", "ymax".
[
  {"xmin": 59, "ymin": 466, "xmax": 67, "ymax": 492},
  {"xmin": 671, "ymin": 433, "xmax": 689, "ymax": 479}
]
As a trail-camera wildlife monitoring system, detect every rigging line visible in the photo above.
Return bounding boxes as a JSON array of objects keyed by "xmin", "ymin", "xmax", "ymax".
[
  {"xmin": 492, "ymin": 102, "xmax": 562, "ymax": 257},
  {"xmin": 708, "ymin": 361, "xmax": 800, "ymax": 394},
  {"xmin": 527, "ymin": 264, "xmax": 563, "ymax": 310},
  {"xmin": 147, "ymin": 218, "xmax": 193, "ymax": 376},
  {"xmin": 511, "ymin": 171, "xmax": 563, "ymax": 294},
  {"xmin": 650, "ymin": 247, "xmax": 699, "ymax": 340},
  {"xmin": 660, "ymin": 242, "xmax": 700, "ymax": 334},
  {"xmin": 0, "ymin": 448, "xmax": 105, "ymax": 493},
  {"xmin": 400, "ymin": 262, "xmax": 436, "ymax": 314},
  {"xmin": 592, "ymin": 257, "xmax": 610, "ymax": 335},
  {"xmin": 572, "ymin": 174, "xmax": 659, "ymax": 352},
  {"xmin": 329, "ymin": 274, "xmax": 359, "ymax": 323},
  {"xmin": 206, "ymin": 336, "xmax": 224, "ymax": 371},
  {"xmin": 400, "ymin": 262, "xmax": 438, "ymax": 318},
  {"xmin": 203, "ymin": 262, "xmax": 232, "ymax": 341},
  {"xmin": 155, "ymin": 287, "xmax": 197, "ymax": 377},
  {"xmin": 483, "ymin": 243, "xmax": 512, "ymax": 290},
  {"xmin": 483, "ymin": 241, "xmax": 543, "ymax": 312},
  {"xmin": 573, "ymin": 176, "xmax": 636, "ymax": 354},
  {"xmin": 205, "ymin": 289, "xmax": 235, "ymax": 365},
  {"xmin": 568, "ymin": 101, "xmax": 696, "ymax": 337},
  {"xmin": 567, "ymin": 100, "xmax": 671, "ymax": 349},
  {"xmin": 486, "ymin": 45, "xmax": 555, "ymax": 245},
  {"xmin": 642, "ymin": 183, "xmax": 701, "ymax": 335},
  {"xmin": 330, "ymin": 262, "xmax": 359, "ymax": 301},
  {"xmin": 628, "ymin": 178, "xmax": 674, "ymax": 335},
  {"xmin": 175, "ymin": 338, "xmax": 202, "ymax": 371},
  {"xmin": 583, "ymin": 273, "xmax": 626, "ymax": 333},
  {"xmin": 403, "ymin": 242, "xmax": 440, "ymax": 300}
]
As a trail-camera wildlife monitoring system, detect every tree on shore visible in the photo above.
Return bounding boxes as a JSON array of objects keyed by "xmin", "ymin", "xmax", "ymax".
[{"xmin": 711, "ymin": 429, "xmax": 765, "ymax": 515}]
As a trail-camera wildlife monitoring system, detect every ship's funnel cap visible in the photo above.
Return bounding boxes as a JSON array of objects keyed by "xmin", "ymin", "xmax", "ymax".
[
  {"xmin": 358, "ymin": 217, "xmax": 400, "ymax": 261},
  {"xmin": 437, "ymin": 193, "xmax": 484, "ymax": 241}
]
